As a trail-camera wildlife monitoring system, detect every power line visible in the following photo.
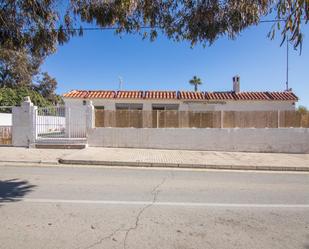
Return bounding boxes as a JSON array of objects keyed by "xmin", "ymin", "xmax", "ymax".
[{"xmin": 260, "ymin": 19, "xmax": 287, "ymax": 23}]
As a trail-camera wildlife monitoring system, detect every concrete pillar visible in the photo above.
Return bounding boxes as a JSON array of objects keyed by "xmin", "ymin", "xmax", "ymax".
[
  {"xmin": 86, "ymin": 100, "xmax": 95, "ymax": 130},
  {"xmin": 142, "ymin": 103, "xmax": 152, "ymax": 128},
  {"xmin": 104, "ymin": 102, "xmax": 116, "ymax": 127},
  {"xmin": 65, "ymin": 102, "xmax": 88, "ymax": 138},
  {"xmin": 178, "ymin": 103, "xmax": 189, "ymax": 128},
  {"xmin": 12, "ymin": 96, "xmax": 37, "ymax": 147}
]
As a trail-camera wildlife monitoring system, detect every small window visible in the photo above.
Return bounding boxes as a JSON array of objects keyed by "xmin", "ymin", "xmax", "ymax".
[
  {"xmin": 95, "ymin": 106, "xmax": 105, "ymax": 110},
  {"xmin": 152, "ymin": 104, "xmax": 179, "ymax": 110},
  {"xmin": 152, "ymin": 106, "xmax": 165, "ymax": 111},
  {"xmin": 116, "ymin": 103, "xmax": 143, "ymax": 110}
]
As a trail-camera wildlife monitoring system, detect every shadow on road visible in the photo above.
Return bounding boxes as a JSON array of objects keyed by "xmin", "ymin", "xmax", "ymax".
[{"xmin": 0, "ymin": 179, "xmax": 36, "ymax": 203}]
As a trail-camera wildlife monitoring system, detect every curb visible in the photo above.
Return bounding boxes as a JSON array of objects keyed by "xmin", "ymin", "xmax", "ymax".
[
  {"xmin": 0, "ymin": 161, "xmax": 60, "ymax": 168},
  {"xmin": 0, "ymin": 160, "xmax": 59, "ymax": 165},
  {"xmin": 58, "ymin": 159, "xmax": 309, "ymax": 172}
]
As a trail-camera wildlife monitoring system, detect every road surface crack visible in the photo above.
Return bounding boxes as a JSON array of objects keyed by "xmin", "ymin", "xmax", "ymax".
[
  {"xmin": 82, "ymin": 226, "xmax": 124, "ymax": 249},
  {"xmin": 80, "ymin": 176, "xmax": 168, "ymax": 249},
  {"xmin": 123, "ymin": 177, "xmax": 167, "ymax": 249}
]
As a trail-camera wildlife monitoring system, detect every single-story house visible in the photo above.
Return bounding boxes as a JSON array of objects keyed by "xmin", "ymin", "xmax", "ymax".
[{"xmin": 63, "ymin": 76, "xmax": 298, "ymax": 111}]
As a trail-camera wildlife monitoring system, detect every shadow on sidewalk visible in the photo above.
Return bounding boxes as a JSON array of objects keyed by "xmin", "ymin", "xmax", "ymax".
[{"xmin": 0, "ymin": 179, "xmax": 36, "ymax": 204}]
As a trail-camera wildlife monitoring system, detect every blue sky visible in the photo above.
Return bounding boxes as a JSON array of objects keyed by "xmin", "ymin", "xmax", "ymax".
[{"xmin": 42, "ymin": 22, "xmax": 309, "ymax": 107}]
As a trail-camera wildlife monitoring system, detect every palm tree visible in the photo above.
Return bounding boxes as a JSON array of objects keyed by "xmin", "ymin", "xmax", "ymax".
[{"xmin": 189, "ymin": 76, "xmax": 202, "ymax": 92}]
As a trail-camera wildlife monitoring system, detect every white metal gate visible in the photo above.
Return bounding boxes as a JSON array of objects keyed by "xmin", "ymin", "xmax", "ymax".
[{"xmin": 35, "ymin": 106, "xmax": 87, "ymax": 140}]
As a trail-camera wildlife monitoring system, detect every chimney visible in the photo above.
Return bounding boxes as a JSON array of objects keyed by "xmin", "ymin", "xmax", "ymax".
[{"xmin": 233, "ymin": 75, "xmax": 240, "ymax": 93}]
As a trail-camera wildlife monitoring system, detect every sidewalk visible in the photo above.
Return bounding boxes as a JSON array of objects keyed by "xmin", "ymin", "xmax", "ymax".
[
  {"xmin": 0, "ymin": 147, "xmax": 75, "ymax": 165},
  {"xmin": 59, "ymin": 147, "xmax": 309, "ymax": 171},
  {"xmin": 1, "ymin": 147, "xmax": 309, "ymax": 171}
]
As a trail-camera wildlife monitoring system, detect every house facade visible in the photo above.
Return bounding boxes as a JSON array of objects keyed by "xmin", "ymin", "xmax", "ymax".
[{"xmin": 63, "ymin": 77, "xmax": 298, "ymax": 111}]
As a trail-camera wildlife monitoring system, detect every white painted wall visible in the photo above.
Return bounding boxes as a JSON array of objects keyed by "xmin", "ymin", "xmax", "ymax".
[
  {"xmin": 0, "ymin": 113, "xmax": 12, "ymax": 126},
  {"xmin": 64, "ymin": 98, "xmax": 295, "ymax": 112},
  {"xmin": 88, "ymin": 128, "xmax": 309, "ymax": 153},
  {"xmin": 63, "ymin": 101, "xmax": 94, "ymax": 138},
  {"xmin": 12, "ymin": 100, "xmax": 36, "ymax": 147}
]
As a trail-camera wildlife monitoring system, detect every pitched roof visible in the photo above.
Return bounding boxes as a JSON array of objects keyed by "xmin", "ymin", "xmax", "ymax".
[
  {"xmin": 63, "ymin": 90, "xmax": 115, "ymax": 99},
  {"xmin": 265, "ymin": 91, "xmax": 298, "ymax": 101},
  {"xmin": 116, "ymin": 91, "xmax": 143, "ymax": 99},
  {"xmin": 204, "ymin": 91, "xmax": 298, "ymax": 101},
  {"xmin": 144, "ymin": 91, "xmax": 177, "ymax": 99},
  {"xmin": 63, "ymin": 90, "xmax": 89, "ymax": 98},
  {"xmin": 63, "ymin": 90, "xmax": 298, "ymax": 101},
  {"xmin": 178, "ymin": 91, "xmax": 206, "ymax": 100}
]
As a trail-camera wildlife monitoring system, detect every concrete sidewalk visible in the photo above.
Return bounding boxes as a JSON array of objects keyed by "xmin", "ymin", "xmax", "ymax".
[
  {"xmin": 1, "ymin": 146, "xmax": 309, "ymax": 171},
  {"xmin": 0, "ymin": 147, "xmax": 76, "ymax": 165},
  {"xmin": 59, "ymin": 147, "xmax": 309, "ymax": 171}
]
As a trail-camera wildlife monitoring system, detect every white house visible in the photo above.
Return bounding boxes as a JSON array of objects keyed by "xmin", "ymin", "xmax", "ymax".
[{"xmin": 63, "ymin": 76, "xmax": 298, "ymax": 111}]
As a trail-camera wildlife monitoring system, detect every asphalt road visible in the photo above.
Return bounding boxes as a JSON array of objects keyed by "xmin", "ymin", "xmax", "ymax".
[{"xmin": 0, "ymin": 165, "xmax": 309, "ymax": 249}]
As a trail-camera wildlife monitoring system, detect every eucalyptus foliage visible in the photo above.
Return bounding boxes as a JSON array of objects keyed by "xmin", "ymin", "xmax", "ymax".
[{"xmin": 1, "ymin": 0, "xmax": 308, "ymax": 58}]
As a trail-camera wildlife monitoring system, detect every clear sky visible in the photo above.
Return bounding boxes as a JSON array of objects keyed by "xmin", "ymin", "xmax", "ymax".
[{"xmin": 41, "ymin": 22, "xmax": 309, "ymax": 107}]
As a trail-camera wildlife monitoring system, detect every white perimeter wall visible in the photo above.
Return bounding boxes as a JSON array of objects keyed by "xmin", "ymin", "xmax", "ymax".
[
  {"xmin": 0, "ymin": 113, "xmax": 12, "ymax": 126},
  {"xmin": 88, "ymin": 128, "xmax": 309, "ymax": 153}
]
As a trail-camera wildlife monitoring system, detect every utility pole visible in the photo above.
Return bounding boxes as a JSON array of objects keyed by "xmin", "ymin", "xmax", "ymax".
[
  {"xmin": 286, "ymin": 37, "xmax": 289, "ymax": 91},
  {"xmin": 118, "ymin": 76, "xmax": 123, "ymax": 91}
]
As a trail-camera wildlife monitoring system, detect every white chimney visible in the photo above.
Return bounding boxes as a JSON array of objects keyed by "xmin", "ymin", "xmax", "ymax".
[{"xmin": 233, "ymin": 75, "xmax": 240, "ymax": 93}]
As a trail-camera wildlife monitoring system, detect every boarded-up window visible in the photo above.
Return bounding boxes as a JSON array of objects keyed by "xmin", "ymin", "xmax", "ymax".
[{"xmin": 95, "ymin": 106, "xmax": 105, "ymax": 127}]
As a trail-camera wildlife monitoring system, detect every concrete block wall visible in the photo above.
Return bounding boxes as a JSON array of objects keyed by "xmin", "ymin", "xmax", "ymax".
[{"xmin": 88, "ymin": 128, "xmax": 309, "ymax": 153}]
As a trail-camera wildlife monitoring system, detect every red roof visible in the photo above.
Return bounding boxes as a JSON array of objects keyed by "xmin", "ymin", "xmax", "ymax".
[
  {"xmin": 144, "ymin": 91, "xmax": 177, "ymax": 99},
  {"xmin": 63, "ymin": 90, "xmax": 298, "ymax": 101},
  {"xmin": 63, "ymin": 90, "xmax": 115, "ymax": 98},
  {"xmin": 178, "ymin": 91, "xmax": 206, "ymax": 100},
  {"xmin": 205, "ymin": 92, "xmax": 235, "ymax": 100},
  {"xmin": 205, "ymin": 91, "xmax": 298, "ymax": 101},
  {"xmin": 265, "ymin": 91, "xmax": 298, "ymax": 101},
  {"xmin": 63, "ymin": 90, "xmax": 89, "ymax": 98},
  {"xmin": 116, "ymin": 91, "xmax": 143, "ymax": 99}
]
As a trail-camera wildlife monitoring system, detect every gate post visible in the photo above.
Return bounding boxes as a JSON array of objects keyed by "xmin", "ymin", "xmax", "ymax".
[
  {"xmin": 86, "ymin": 101, "xmax": 95, "ymax": 130},
  {"xmin": 12, "ymin": 96, "xmax": 37, "ymax": 147}
]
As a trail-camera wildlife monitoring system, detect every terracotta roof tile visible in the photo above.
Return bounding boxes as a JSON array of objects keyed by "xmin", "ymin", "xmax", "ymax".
[
  {"xmin": 63, "ymin": 90, "xmax": 89, "ymax": 98},
  {"xmin": 205, "ymin": 91, "xmax": 297, "ymax": 101},
  {"xmin": 265, "ymin": 91, "xmax": 298, "ymax": 101},
  {"xmin": 144, "ymin": 91, "xmax": 177, "ymax": 99},
  {"xmin": 235, "ymin": 92, "xmax": 270, "ymax": 101},
  {"xmin": 205, "ymin": 92, "xmax": 235, "ymax": 100},
  {"xmin": 63, "ymin": 90, "xmax": 298, "ymax": 101},
  {"xmin": 86, "ymin": 91, "xmax": 115, "ymax": 98},
  {"xmin": 63, "ymin": 90, "xmax": 115, "ymax": 98},
  {"xmin": 178, "ymin": 91, "xmax": 205, "ymax": 100},
  {"xmin": 116, "ymin": 91, "xmax": 143, "ymax": 99}
]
